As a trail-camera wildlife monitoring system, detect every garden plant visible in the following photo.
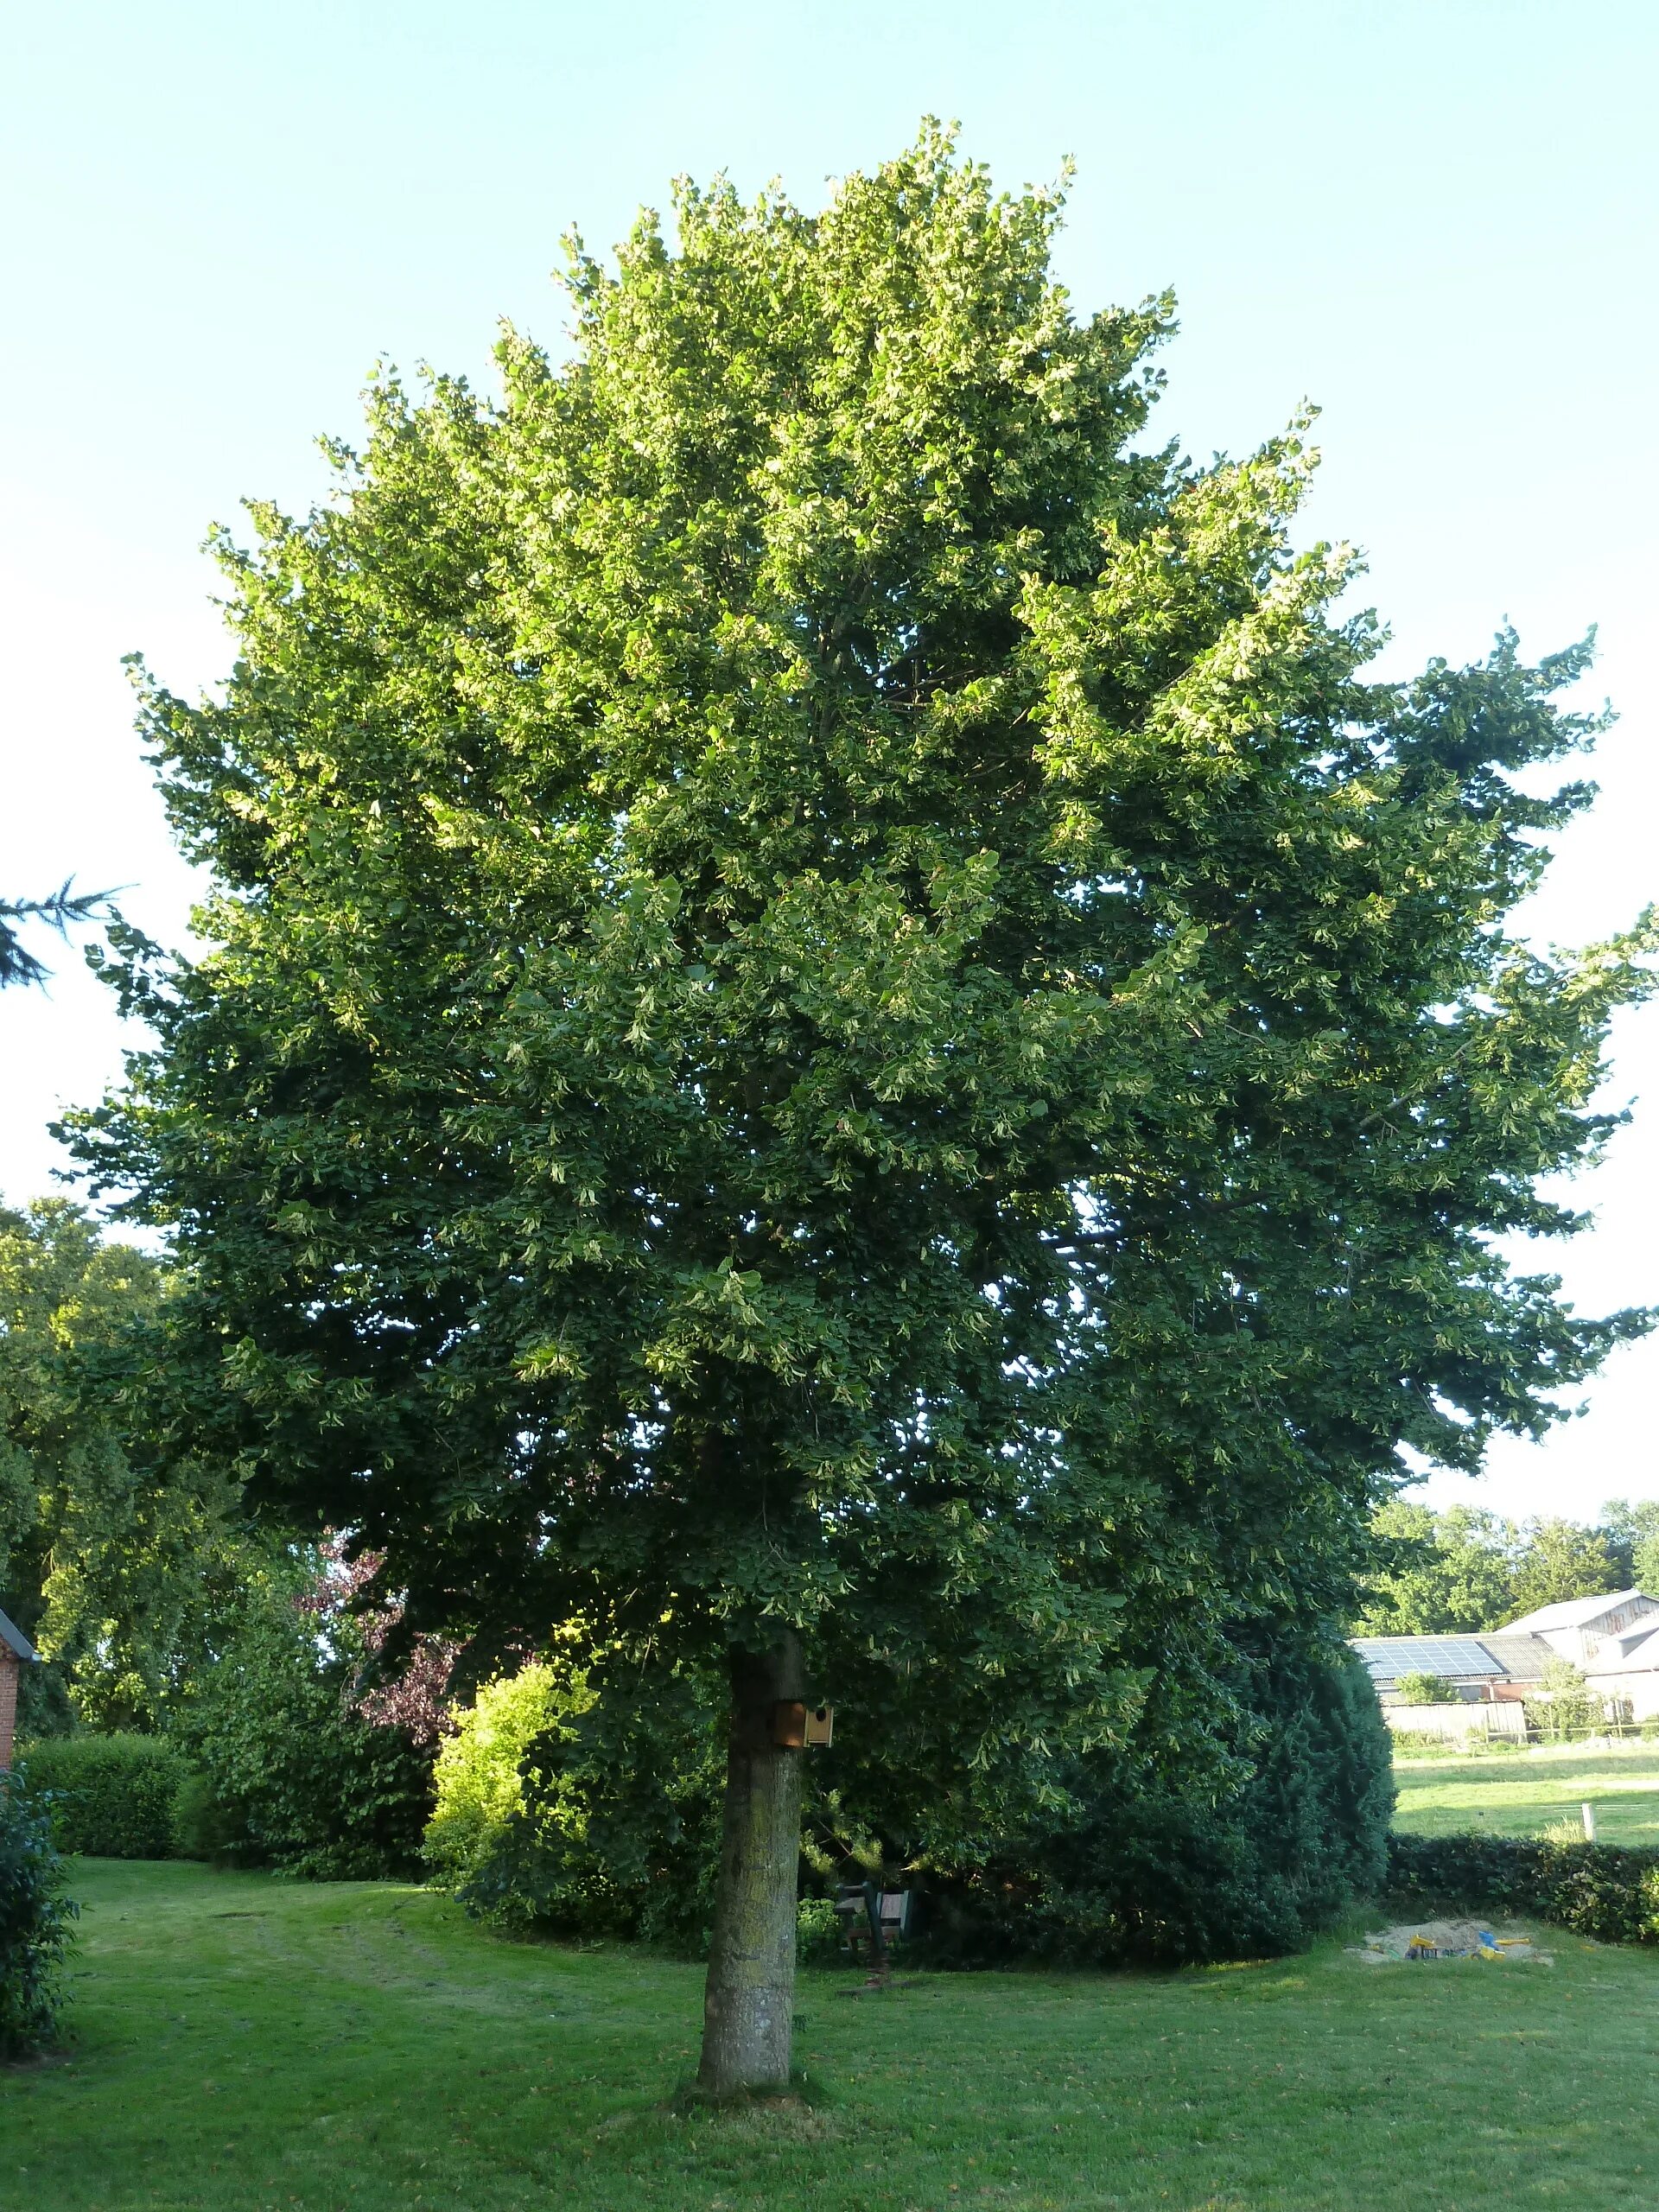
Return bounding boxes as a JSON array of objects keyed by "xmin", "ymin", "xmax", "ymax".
[{"xmin": 0, "ymin": 1769, "xmax": 76, "ymax": 2061}]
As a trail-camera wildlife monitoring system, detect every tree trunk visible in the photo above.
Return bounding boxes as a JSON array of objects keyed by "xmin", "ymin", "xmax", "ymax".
[{"xmin": 696, "ymin": 1630, "xmax": 804, "ymax": 2094}]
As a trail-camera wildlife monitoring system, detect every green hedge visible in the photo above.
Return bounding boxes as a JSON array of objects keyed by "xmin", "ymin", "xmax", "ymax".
[
  {"xmin": 19, "ymin": 1736, "xmax": 189, "ymax": 1859},
  {"xmin": 1387, "ymin": 1831, "xmax": 1659, "ymax": 1946}
]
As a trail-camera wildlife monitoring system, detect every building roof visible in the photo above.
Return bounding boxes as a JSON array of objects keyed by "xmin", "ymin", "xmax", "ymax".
[
  {"xmin": 0, "ymin": 1608, "xmax": 36, "ymax": 1662},
  {"xmin": 1498, "ymin": 1589, "xmax": 1654, "ymax": 1635},
  {"xmin": 1349, "ymin": 1631, "xmax": 1556, "ymax": 1689},
  {"xmin": 1473, "ymin": 1634, "xmax": 1555, "ymax": 1679}
]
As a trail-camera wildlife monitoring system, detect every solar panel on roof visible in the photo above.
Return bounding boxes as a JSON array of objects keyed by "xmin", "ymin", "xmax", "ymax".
[{"xmin": 1349, "ymin": 1635, "xmax": 1501, "ymax": 1680}]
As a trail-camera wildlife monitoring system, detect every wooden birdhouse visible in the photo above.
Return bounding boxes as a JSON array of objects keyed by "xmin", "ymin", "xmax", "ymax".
[{"xmin": 771, "ymin": 1700, "xmax": 835, "ymax": 1749}]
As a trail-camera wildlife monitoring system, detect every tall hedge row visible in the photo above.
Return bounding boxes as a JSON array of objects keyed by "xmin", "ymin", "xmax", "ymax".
[
  {"xmin": 21, "ymin": 1735, "xmax": 188, "ymax": 1858},
  {"xmin": 1386, "ymin": 1831, "xmax": 1659, "ymax": 1946}
]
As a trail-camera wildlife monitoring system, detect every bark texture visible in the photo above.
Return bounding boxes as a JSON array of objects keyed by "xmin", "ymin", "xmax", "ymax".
[{"xmin": 697, "ymin": 1630, "xmax": 805, "ymax": 2093}]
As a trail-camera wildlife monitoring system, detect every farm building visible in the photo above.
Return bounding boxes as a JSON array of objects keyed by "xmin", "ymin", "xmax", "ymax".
[
  {"xmin": 1501, "ymin": 1589, "xmax": 1659, "ymax": 1716},
  {"xmin": 1351, "ymin": 1631, "xmax": 1550, "ymax": 1704},
  {"xmin": 1352, "ymin": 1588, "xmax": 1659, "ymax": 1730}
]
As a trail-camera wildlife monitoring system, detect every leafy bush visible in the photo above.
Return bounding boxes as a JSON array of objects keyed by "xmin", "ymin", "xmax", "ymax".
[
  {"xmin": 796, "ymin": 1896, "xmax": 843, "ymax": 1965},
  {"xmin": 170, "ymin": 1767, "xmax": 235, "ymax": 1860},
  {"xmin": 0, "ymin": 1769, "xmax": 78, "ymax": 2057},
  {"xmin": 432, "ymin": 1637, "xmax": 1392, "ymax": 1968},
  {"xmin": 173, "ymin": 1559, "xmax": 434, "ymax": 1878},
  {"xmin": 425, "ymin": 1662, "xmax": 590, "ymax": 1892},
  {"xmin": 1387, "ymin": 1830, "xmax": 1659, "ymax": 1945},
  {"xmin": 429, "ymin": 1656, "xmax": 724, "ymax": 1949},
  {"xmin": 1395, "ymin": 1672, "xmax": 1460, "ymax": 1706},
  {"xmin": 1524, "ymin": 1657, "xmax": 1605, "ymax": 1743},
  {"xmin": 19, "ymin": 1734, "xmax": 188, "ymax": 1858},
  {"xmin": 920, "ymin": 1643, "xmax": 1395, "ymax": 1967}
]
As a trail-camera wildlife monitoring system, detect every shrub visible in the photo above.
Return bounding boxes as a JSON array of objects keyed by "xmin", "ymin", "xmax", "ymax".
[
  {"xmin": 18, "ymin": 1735, "xmax": 188, "ymax": 1859},
  {"xmin": 431, "ymin": 1637, "xmax": 1407, "ymax": 1964},
  {"xmin": 796, "ymin": 1896, "xmax": 843, "ymax": 1965},
  {"xmin": 430, "ymin": 1637, "xmax": 1393, "ymax": 1969},
  {"xmin": 429, "ymin": 1656, "xmax": 724, "ymax": 1949},
  {"xmin": 1395, "ymin": 1672, "xmax": 1461, "ymax": 1707},
  {"xmin": 174, "ymin": 1560, "xmax": 434, "ymax": 1878},
  {"xmin": 0, "ymin": 1769, "xmax": 78, "ymax": 2057},
  {"xmin": 425, "ymin": 1662, "xmax": 590, "ymax": 1892},
  {"xmin": 1525, "ymin": 1657, "xmax": 1605, "ymax": 1743},
  {"xmin": 1387, "ymin": 1830, "xmax": 1659, "ymax": 1945},
  {"xmin": 920, "ymin": 1643, "xmax": 1395, "ymax": 1967},
  {"xmin": 170, "ymin": 1767, "xmax": 235, "ymax": 1860}
]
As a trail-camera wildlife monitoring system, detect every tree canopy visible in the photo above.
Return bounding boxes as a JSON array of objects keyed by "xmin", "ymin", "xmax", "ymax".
[
  {"xmin": 0, "ymin": 1202, "xmax": 240, "ymax": 1731},
  {"xmin": 1595, "ymin": 1498, "xmax": 1659, "ymax": 1592},
  {"xmin": 74, "ymin": 127, "xmax": 1653, "ymax": 2084},
  {"xmin": 1356, "ymin": 1499, "xmax": 1637, "ymax": 1635}
]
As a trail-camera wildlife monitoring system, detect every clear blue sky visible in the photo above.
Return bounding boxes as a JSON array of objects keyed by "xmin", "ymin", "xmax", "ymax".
[{"xmin": 3, "ymin": 0, "xmax": 1656, "ymax": 1519}]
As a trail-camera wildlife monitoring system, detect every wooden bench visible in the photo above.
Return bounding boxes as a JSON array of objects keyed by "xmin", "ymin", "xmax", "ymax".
[{"xmin": 832, "ymin": 1882, "xmax": 912, "ymax": 1964}]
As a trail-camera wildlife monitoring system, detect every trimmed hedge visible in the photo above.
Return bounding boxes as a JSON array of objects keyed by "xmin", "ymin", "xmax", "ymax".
[
  {"xmin": 19, "ymin": 1735, "xmax": 189, "ymax": 1859},
  {"xmin": 1387, "ymin": 1831, "xmax": 1659, "ymax": 1947}
]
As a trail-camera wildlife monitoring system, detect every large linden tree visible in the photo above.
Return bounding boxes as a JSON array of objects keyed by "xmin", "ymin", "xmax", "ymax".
[{"xmin": 82, "ymin": 130, "xmax": 1649, "ymax": 2091}]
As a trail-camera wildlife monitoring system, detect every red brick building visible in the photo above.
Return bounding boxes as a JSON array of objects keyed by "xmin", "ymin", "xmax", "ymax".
[{"xmin": 0, "ymin": 1608, "xmax": 36, "ymax": 1771}]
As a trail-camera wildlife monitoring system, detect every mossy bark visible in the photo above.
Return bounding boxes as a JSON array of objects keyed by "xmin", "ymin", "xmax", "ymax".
[{"xmin": 696, "ymin": 1630, "xmax": 804, "ymax": 2094}]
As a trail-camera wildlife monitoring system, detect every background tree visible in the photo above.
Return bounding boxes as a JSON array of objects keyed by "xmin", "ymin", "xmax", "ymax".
[
  {"xmin": 1356, "ymin": 1500, "xmax": 1653, "ymax": 1633},
  {"xmin": 1509, "ymin": 1517, "xmax": 1619, "ymax": 1618},
  {"xmin": 77, "ymin": 130, "xmax": 1651, "ymax": 2091},
  {"xmin": 1355, "ymin": 1503, "xmax": 1519, "ymax": 1634},
  {"xmin": 1594, "ymin": 1498, "xmax": 1659, "ymax": 1591},
  {"xmin": 0, "ymin": 1201, "xmax": 240, "ymax": 1732},
  {"xmin": 167, "ymin": 1542, "xmax": 436, "ymax": 1877}
]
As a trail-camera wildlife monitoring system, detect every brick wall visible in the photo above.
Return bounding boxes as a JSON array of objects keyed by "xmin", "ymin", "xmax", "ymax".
[{"xmin": 0, "ymin": 1655, "xmax": 17, "ymax": 1770}]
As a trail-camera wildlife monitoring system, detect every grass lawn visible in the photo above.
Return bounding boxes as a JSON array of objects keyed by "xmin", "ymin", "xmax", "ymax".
[
  {"xmin": 6, "ymin": 1862, "xmax": 1659, "ymax": 2211},
  {"xmin": 1394, "ymin": 1742, "xmax": 1659, "ymax": 1846}
]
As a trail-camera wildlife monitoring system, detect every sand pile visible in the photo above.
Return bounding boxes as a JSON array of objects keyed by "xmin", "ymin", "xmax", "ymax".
[{"xmin": 1350, "ymin": 1919, "xmax": 1551, "ymax": 1964}]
